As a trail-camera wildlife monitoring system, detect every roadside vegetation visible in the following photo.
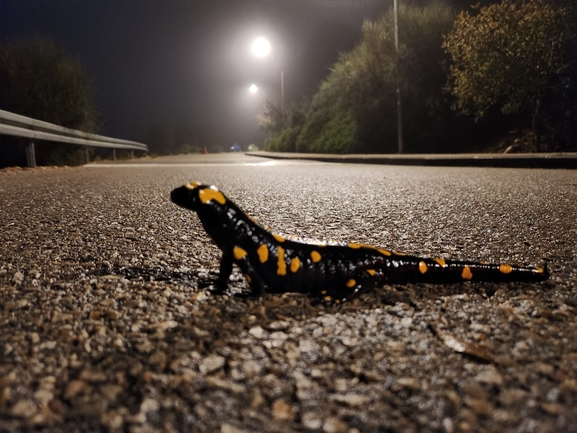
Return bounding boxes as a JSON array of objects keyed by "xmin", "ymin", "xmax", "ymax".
[
  {"xmin": 144, "ymin": 124, "xmax": 214, "ymax": 156},
  {"xmin": 262, "ymin": 0, "xmax": 577, "ymax": 154},
  {"xmin": 443, "ymin": 0, "xmax": 576, "ymax": 152},
  {"xmin": 0, "ymin": 36, "xmax": 99, "ymax": 167}
]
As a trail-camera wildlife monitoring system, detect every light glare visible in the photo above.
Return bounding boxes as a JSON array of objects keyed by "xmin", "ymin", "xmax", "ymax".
[
  {"xmin": 249, "ymin": 84, "xmax": 258, "ymax": 93},
  {"xmin": 252, "ymin": 37, "xmax": 271, "ymax": 57}
]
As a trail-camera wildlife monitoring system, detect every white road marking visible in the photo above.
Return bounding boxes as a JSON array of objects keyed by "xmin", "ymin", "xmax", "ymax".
[{"xmin": 85, "ymin": 160, "xmax": 324, "ymax": 168}]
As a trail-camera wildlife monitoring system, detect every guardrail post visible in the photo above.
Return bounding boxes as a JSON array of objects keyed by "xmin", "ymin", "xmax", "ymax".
[
  {"xmin": 113, "ymin": 149, "xmax": 116, "ymax": 161},
  {"xmin": 85, "ymin": 147, "xmax": 90, "ymax": 164},
  {"xmin": 130, "ymin": 150, "xmax": 134, "ymax": 159},
  {"xmin": 26, "ymin": 141, "xmax": 36, "ymax": 168}
]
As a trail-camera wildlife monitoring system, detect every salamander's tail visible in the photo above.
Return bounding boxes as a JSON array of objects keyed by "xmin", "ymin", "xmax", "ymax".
[{"xmin": 383, "ymin": 256, "xmax": 549, "ymax": 284}]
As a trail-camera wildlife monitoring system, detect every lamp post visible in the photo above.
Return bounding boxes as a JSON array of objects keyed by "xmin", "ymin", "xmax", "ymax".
[
  {"xmin": 394, "ymin": 0, "xmax": 404, "ymax": 153},
  {"xmin": 251, "ymin": 37, "xmax": 285, "ymax": 128}
]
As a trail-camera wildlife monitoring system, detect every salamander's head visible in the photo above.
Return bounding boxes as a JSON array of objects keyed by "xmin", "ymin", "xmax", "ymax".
[{"xmin": 170, "ymin": 181, "xmax": 227, "ymax": 212}]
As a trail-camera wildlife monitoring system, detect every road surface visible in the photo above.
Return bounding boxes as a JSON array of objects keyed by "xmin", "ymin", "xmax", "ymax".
[{"xmin": 1, "ymin": 153, "xmax": 576, "ymax": 432}]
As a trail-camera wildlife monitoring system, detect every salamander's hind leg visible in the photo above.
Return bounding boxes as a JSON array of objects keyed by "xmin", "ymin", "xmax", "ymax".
[{"xmin": 322, "ymin": 269, "xmax": 378, "ymax": 306}]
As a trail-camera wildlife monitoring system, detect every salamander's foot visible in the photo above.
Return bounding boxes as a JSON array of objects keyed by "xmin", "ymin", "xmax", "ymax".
[
  {"xmin": 308, "ymin": 294, "xmax": 345, "ymax": 308},
  {"xmin": 232, "ymin": 291, "xmax": 260, "ymax": 300},
  {"xmin": 209, "ymin": 284, "xmax": 228, "ymax": 296},
  {"xmin": 198, "ymin": 278, "xmax": 218, "ymax": 289}
]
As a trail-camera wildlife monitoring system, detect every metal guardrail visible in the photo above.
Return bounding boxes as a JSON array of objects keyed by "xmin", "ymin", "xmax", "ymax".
[{"xmin": 0, "ymin": 109, "xmax": 148, "ymax": 167}]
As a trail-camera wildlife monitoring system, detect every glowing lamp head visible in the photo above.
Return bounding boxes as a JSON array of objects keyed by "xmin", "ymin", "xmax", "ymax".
[{"xmin": 252, "ymin": 37, "xmax": 271, "ymax": 57}]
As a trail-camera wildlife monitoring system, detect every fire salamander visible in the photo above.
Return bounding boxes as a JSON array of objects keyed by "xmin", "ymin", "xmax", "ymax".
[{"xmin": 170, "ymin": 182, "xmax": 549, "ymax": 304}]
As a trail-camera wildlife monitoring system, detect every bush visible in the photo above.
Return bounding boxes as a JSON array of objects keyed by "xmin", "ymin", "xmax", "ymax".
[
  {"xmin": 0, "ymin": 36, "xmax": 98, "ymax": 167},
  {"xmin": 178, "ymin": 143, "xmax": 202, "ymax": 154},
  {"xmin": 296, "ymin": 105, "xmax": 356, "ymax": 153},
  {"xmin": 264, "ymin": 136, "xmax": 279, "ymax": 152},
  {"xmin": 44, "ymin": 143, "xmax": 89, "ymax": 166}
]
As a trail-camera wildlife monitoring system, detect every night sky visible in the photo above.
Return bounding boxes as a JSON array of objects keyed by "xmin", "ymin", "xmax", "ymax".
[{"xmin": 0, "ymin": 0, "xmax": 383, "ymax": 146}]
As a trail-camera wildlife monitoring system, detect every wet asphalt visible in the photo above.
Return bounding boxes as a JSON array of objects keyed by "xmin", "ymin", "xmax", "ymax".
[{"xmin": 1, "ymin": 153, "xmax": 576, "ymax": 432}]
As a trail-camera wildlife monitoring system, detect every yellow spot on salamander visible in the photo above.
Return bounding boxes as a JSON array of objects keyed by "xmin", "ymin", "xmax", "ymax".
[
  {"xmin": 311, "ymin": 250, "xmax": 321, "ymax": 263},
  {"xmin": 233, "ymin": 246, "xmax": 247, "ymax": 260},
  {"xmin": 277, "ymin": 246, "xmax": 287, "ymax": 276},
  {"xmin": 499, "ymin": 264, "xmax": 513, "ymax": 274},
  {"xmin": 244, "ymin": 274, "xmax": 252, "ymax": 283},
  {"xmin": 272, "ymin": 233, "xmax": 285, "ymax": 243},
  {"xmin": 324, "ymin": 295, "xmax": 332, "ymax": 302},
  {"xmin": 290, "ymin": 257, "xmax": 301, "ymax": 273},
  {"xmin": 537, "ymin": 267, "xmax": 545, "ymax": 273},
  {"xmin": 184, "ymin": 181, "xmax": 201, "ymax": 190},
  {"xmin": 378, "ymin": 249, "xmax": 392, "ymax": 256},
  {"xmin": 461, "ymin": 266, "xmax": 473, "ymax": 280},
  {"xmin": 349, "ymin": 243, "xmax": 379, "ymax": 250},
  {"xmin": 419, "ymin": 261, "xmax": 428, "ymax": 274},
  {"xmin": 434, "ymin": 258, "xmax": 446, "ymax": 267},
  {"xmin": 199, "ymin": 188, "xmax": 226, "ymax": 205},
  {"xmin": 367, "ymin": 269, "xmax": 376, "ymax": 276},
  {"xmin": 346, "ymin": 279, "xmax": 356, "ymax": 288},
  {"xmin": 257, "ymin": 244, "xmax": 269, "ymax": 263}
]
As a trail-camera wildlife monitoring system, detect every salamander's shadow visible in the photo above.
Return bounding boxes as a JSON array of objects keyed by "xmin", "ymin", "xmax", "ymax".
[
  {"xmin": 192, "ymin": 269, "xmax": 520, "ymax": 320},
  {"xmin": 102, "ymin": 264, "xmax": 532, "ymax": 320}
]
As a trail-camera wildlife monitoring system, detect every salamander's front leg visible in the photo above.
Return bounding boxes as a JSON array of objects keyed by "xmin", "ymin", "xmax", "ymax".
[
  {"xmin": 215, "ymin": 253, "xmax": 233, "ymax": 290},
  {"xmin": 234, "ymin": 258, "xmax": 267, "ymax": 297},
  {"xmin": 231, "ymin": 246, "xmax": 267, "ymax": 297}
]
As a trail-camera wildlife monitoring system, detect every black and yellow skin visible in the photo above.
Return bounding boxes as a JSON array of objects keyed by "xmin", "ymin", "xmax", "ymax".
[{"xmin": 170, "ymin": 182, "xmax": 549, "ymax": 304}]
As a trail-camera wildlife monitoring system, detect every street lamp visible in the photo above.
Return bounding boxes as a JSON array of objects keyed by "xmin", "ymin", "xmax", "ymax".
[
  {"xmin": 394, "ymin": 0, "xmax": 404, "ymax": 153},
  {"xmin": 251, "ymin": 37, "xmax": 284, "ymax": 128},
  {"xmin": 251, "ymin": 37, "xmax": 271, "ymax": 58}
]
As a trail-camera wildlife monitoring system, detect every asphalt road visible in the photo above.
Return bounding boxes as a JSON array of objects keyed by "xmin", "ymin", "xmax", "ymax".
[{"xmin": 1, "ymin": 153, "xmax": 576, "ymax": 432}]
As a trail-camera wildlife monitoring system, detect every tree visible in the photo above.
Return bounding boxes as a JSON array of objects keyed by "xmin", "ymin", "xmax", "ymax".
[
  {"xmin": 443, "ymin": 0, "xmax": 575, "ymax": 150},
  {"xmin": 261, "ymin": 97, "xmax": 312, "ymax": 152},
  {"xmin": 257, "ymin": 99, "xmax": 284, "ymax": 136},
  {"xmin": 0, "ymin": 36, "xmax": 98, "ymax": 166},
  {"xmin": 0, "ymin": 36, "xmax": 97, "ymax": 131},
  {"xmin": 294, "ymin": 1, "xmax": 457, "ymax": 154},
  {"xmin": 447, "ymin": 0, "xmax": 499, "ymax": 11}
]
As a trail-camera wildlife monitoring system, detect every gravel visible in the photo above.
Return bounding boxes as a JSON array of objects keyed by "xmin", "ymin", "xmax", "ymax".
[{"xmin": 1, "ymin": 159, "xmax": 576, "ymax": 432}]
